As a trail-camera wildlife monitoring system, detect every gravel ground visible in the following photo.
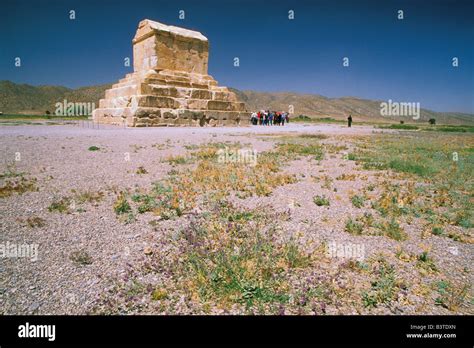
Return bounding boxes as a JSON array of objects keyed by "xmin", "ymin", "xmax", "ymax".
[{"xmin": 0, "ymin": 123, "xmax": 472, "ymax": 315}]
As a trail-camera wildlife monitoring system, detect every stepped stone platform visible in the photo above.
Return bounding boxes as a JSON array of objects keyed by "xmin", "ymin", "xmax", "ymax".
[{"xmin": 93, "ymin": 19, "xmax": 248, "ymax": 127}]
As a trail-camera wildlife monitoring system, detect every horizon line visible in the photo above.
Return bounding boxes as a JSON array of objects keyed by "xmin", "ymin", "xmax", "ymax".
[{"xmin": 1, "ymin": 79, "xmax": 472, "ymax": 116}]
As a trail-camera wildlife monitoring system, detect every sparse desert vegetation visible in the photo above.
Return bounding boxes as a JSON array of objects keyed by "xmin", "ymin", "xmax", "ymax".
[{"xmin": 0, "ymin": 123, "xmax": 472, "ymax": 315}]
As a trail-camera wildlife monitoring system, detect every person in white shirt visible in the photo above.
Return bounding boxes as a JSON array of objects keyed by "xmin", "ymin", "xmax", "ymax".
[{"xmin": 250, "ymin": 112, "xmax": 258, "ymax": 125}]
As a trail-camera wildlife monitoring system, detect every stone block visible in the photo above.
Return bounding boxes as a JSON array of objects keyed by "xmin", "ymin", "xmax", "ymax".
[{"xmin": 93, "ymin": 19, "xmax": 249, "ymax": 127}]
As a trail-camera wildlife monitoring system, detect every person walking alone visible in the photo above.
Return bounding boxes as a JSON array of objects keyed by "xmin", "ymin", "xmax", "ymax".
[{"xmin": 347, "ymin": 114, "xmax": 352, "ymax": 128}]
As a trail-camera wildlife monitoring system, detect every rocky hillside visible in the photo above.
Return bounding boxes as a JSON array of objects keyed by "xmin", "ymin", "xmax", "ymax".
[
  {"xmin": 0, "ymin": 81, "xmax": 111, "ymax": 115},
  {"xmin": 1, "ymin": 80, "xmax": 472, "ymax": 125},
  {"xmin": 231, "ymin": 89, "xmax": 474, "ymax": 125}
]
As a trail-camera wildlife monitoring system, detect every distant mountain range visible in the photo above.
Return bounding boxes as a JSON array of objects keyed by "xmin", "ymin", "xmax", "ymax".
[
  {"xmin": 1, "ymin": 80, "xmax": 472, "ymax": 125},
  {"xmin": 230, "ymin": 89, "xmax": 474, "ymax": 125},
  {"xmin": 0, "ymin": 80, "xmax": 112, "ymax": 116}
]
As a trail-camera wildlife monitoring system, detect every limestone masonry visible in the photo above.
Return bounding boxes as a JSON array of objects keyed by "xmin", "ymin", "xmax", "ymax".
[{"xmin": 93, "ymin": 19, "xmax": 248, "ymax": 127}]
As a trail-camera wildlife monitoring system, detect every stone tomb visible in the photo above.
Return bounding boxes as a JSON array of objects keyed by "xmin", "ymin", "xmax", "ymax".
[{"xmin": 93, "ymin": 19, "xmax": 248, "ymax": 127}]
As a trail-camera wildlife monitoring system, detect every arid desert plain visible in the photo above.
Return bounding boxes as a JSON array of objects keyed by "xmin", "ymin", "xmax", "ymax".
[{"xmin": 1, "ymin": 122, "xmax": 472, "ymax": 315}]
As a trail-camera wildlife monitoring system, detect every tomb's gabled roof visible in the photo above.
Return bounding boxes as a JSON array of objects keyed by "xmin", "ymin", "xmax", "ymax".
[{"xmin": 135, "ymin": 19, "xmax": 208, "ymax": 43}]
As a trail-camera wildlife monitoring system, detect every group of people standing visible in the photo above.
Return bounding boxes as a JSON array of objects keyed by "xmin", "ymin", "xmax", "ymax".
[{"xmin": 250, "ymin": 110, "xmax": 290, "ymax": 126}]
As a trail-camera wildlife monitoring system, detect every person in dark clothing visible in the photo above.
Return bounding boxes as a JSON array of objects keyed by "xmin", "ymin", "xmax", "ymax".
[{"xmin": 347, "ymin": 114, "xmax": 352, "ymax": 127}]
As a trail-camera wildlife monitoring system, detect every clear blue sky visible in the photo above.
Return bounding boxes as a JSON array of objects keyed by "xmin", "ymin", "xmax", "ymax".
[{"xmin": 1, "ymin": 0, "xmax": 473, "ymax": 113}]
